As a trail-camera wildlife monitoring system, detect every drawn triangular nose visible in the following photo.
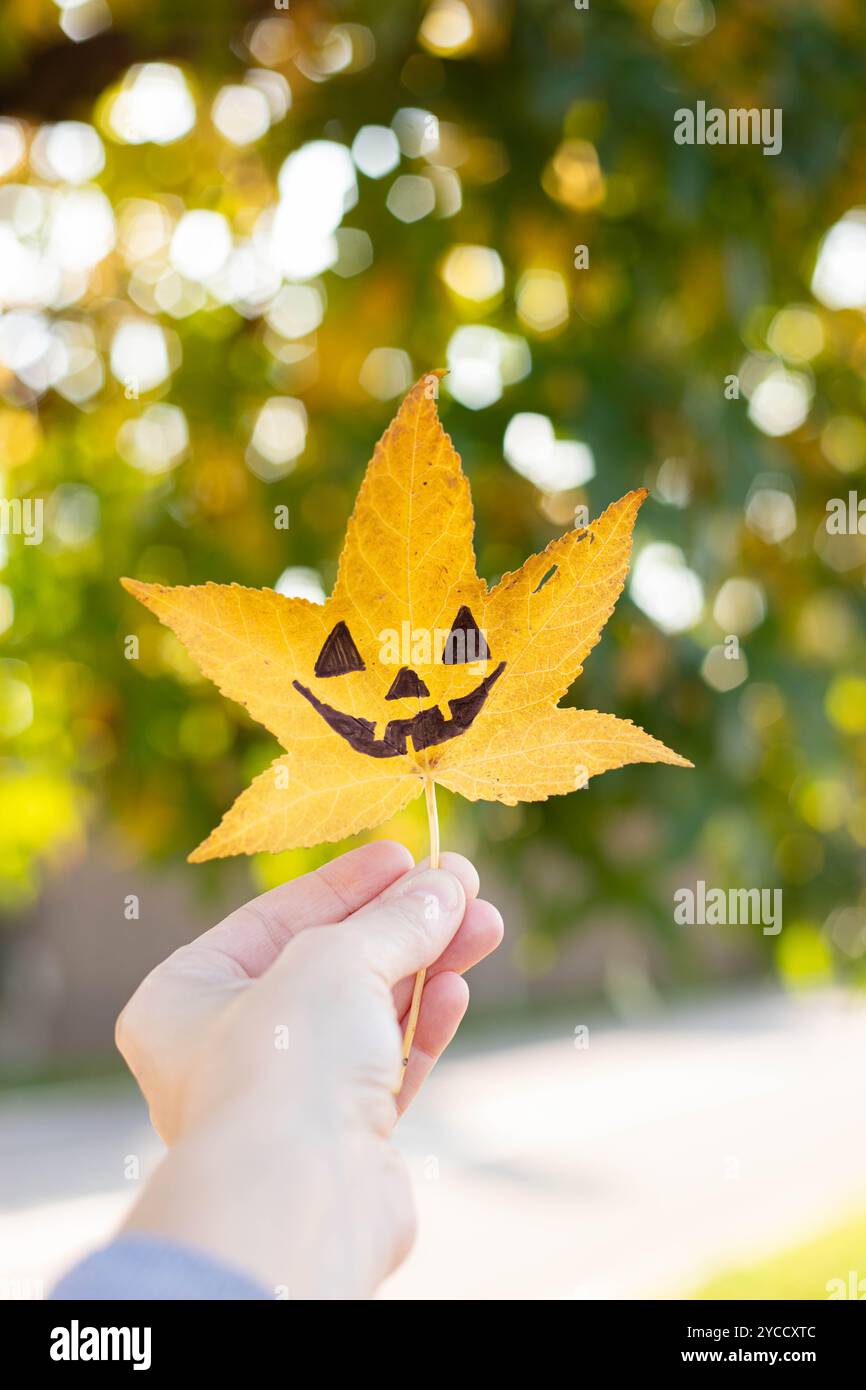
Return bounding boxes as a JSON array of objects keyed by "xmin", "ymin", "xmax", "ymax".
[{"xmin": 385, "ymin": 667, "xmax": 430, "ymax": 700}]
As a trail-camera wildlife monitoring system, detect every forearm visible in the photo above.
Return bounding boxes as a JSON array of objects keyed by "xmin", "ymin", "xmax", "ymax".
[{"xmin": 122, "ymin": 1111, "xmax": 377, "ymax": 1300}]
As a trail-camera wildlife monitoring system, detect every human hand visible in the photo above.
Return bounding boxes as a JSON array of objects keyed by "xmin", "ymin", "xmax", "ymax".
[{"xmin": 116, "ymin": 840, "xmax": 502, "ymax": 1298}]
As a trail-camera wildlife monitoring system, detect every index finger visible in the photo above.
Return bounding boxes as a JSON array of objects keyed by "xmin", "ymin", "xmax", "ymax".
[{"xmin": 197, "ymin": 840, "xmax": 414, "ymax": 977}]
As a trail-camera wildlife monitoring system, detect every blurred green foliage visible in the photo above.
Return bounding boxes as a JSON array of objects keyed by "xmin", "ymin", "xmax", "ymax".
[{"xmin": 0, "ymin": 0, "xmax": 865, "ymax": 992}]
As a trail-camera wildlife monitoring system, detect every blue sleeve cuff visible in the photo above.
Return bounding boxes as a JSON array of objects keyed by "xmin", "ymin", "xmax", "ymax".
[{"xmin": 51, "ymin": 1234, "xmax": 270, "ymax": 1301}]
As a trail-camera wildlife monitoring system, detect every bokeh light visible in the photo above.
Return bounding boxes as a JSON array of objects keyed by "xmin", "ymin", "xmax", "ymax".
[
  {"xmin": 109, "ymin": 320, "xmax": 172, "ymax": 392},
  {"xmin": 211, "ymin": 84, "xmax": 271, "ymax": 145},
  {"xmin": 439, "ymin": 245, "xmax": 504, "ymax": 303},
  {"xmin": 630, "ymin": 543, "xmax": 704, "ymax": 634},
  {"xmin": 248, "ymin": 397, "xmax": 308, "ymax": 476},
  {"xmin": 504, "ymin": 413, "xmax": 595, "ymax": 492},
  {"xmin": 106, "ymin": 64, "xmax": 196, "ymax": 146},
  {"xmin": 387, "ymin": 174, "xmax": 436, "ymax": 223},
  {"xmin": 811, "ymin": 210, "xmax": 866, "ymax": 309},
  {"xmin": 170, "ymin": 211, "xmax": 232, "ymax": 282},
  {"xmin": 516, "ymin": 270, "xmax": 569, "ymax": 335},
  {"xmin": 747, "ymin": 366, "xmax": 812, "ymax": 437},
  {"xmin": 359, "ymin": 348, "xmax": 414, "ymax": 399},
  {"xmin": 419, "ymin": 0, "xmax": 476, "ymax": 57},
  {"xmin": 30, "ymin": 123, "xmax": 105, "ymax": 183},
  {"xmin": 117, "ymin": 403, "xmax": 189, "ymax": 475},
  {"xmin": 351, "ymin": 125, "xmax": 400, "ymax": 179}
]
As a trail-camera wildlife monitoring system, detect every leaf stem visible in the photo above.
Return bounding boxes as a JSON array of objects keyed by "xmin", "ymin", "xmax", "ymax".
[
  {"xmin": 395, "ymin": 778, "xmax": 438, "ymax": 1092},
  {"xmin": 423, "ymin": 775, "xmax": 440, "ymax": 869}
]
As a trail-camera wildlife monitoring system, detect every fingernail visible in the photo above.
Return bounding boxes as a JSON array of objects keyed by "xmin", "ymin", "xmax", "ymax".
[{"xmin": 397, "ymin": 868, "xmax": 462, "ymax": 920}]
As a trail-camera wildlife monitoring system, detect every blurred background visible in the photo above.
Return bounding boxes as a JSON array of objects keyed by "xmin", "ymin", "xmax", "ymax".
[{"xmin": 1, "ymin": 0, "xmax": 865, "ymax": 1300}]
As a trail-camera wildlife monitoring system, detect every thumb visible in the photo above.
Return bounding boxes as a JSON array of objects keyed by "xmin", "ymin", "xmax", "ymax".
[{"xmin": 344, "ymin": 868, "xmax": 467, "ymax": 985}]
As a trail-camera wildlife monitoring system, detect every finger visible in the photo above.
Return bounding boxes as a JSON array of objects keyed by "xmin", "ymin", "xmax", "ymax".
[
  {"xmin": 193, "ymin": 840, "xmax": 415, "ymax": 977},
  {"xmin": 395, "ymin": 972, "xmax": 469, "ymax": 1114},
  {"xmin": 336, "ymin": 868, "xmax": 467, "ymax": 985},
  {"xmin": 332, "ymin": 850, "xmax": 479, "ymax": 984},
  {"xmin": 199, "ymin": 848, "xmax": 478, "ymax": 982},
  {"xmin": 391, "ymin": 898, "xmax": 503, "ymax": 1017}
]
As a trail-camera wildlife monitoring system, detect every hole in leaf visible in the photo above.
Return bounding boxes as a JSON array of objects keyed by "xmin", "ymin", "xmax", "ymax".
[{"xmin": 533, "ymin": 565, "xmax": 558, "ymax": 594}]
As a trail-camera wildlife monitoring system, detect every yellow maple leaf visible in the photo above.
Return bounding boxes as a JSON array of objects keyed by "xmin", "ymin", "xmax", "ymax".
[{"xmin": 122, "ymin": 374, "xmax": 691, "ymax": 863}]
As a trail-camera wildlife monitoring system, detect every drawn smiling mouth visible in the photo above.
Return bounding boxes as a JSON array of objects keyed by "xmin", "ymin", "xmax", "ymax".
[{"xmin": 292, "ymin": 661, "xmax": 506, "ymax": 760}]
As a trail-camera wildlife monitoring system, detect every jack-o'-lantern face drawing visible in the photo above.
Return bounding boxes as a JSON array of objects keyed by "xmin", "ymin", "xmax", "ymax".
[
  {"xmin": 122, "ymin": 374, "xmax": 689, "ymax": 861},
  {"xmin": 292, "ymin": 609, "xmax": 506, "ymax": 759}
]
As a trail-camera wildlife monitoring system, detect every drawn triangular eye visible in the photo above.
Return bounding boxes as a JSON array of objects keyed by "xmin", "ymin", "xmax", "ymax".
[
  {"xmin": 442, "ymin": 606, "xmax": 490, "ymax": 665},
  {"xmin": 315, "ymin": 621, "xmax": 365, "ymax": 677}
]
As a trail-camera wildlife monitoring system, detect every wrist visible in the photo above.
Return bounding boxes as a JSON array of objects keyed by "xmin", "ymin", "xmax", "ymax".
[{"xmin": 124, "ymin": 1108, "xmax": 373, "ymax": 1300}]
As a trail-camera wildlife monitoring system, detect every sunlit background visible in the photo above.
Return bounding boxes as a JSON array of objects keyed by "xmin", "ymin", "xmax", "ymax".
[{"xmin": 1, "ymin": 0, "xmax": 865, "ymax": 1301}]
